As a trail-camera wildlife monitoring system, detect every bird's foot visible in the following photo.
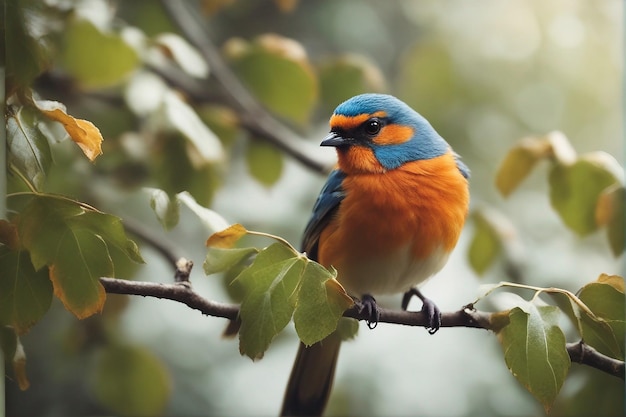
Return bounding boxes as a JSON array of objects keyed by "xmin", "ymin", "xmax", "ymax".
[
  {"xmin": 358, "ymin": 294, "xmax": 380, "ymax": 329},
  {"xmin": 402, "ymin": 288, "xmax": 441, "ymax": 335}
]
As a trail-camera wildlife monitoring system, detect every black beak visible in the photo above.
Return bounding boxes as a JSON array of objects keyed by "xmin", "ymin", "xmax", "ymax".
[{"xmin": 320, "ymin": 132, "xmax": 352, "ymax": 147}]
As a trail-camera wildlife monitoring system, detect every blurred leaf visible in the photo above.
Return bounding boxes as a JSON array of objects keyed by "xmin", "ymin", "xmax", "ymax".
[
  {"xmin": 245, "ymin": 139, "xmax": 284, "ymax": 186},
  {"xmin": 468, "ymin": 207, "xmax": 523, "ymax": 279},
  {"xmin": 318, "ymin": 54, "xmax": 386, "ymax": 113},
  {"xmin": 17, "ymin": 195, "xmax": 143, "ymax": 319},
  {"xmin": 549, "ymin": 152, "xmax": 621, "ymax": 236},
  {"xmin": 60, "ymin": 18, "xmax": 139, "ymax": 88},
  {"xmin": 148, "ymin": 188, "xmax": 180, "ymax": 230},
  {"xmin": 543, "ymin": 131, "xmax": 577, "ymax": 165},
  {"xmin": 1, "ymin": 326, "xmax": 18, "ymax": 369},
  {"xmin": 206, "ymin": 223, "xmax": 248, "ymax": 248},
  {"xmin": 177, "ymin": 191, "xmax": 230, "ymax": 233},
  {"xmin": 5, "ymin": 1, "xmax": 49, "ymax": 92},
  {"xmin": 3, "ymin": 330, "xmax": 29, "ymax": 391},
  {"xmin": 154, "ymin": 33, "xmax": 209, "ymax": 78},
  {"xmin": 34, "ymin": 99, "xmax": 103, "ymax": 161},
  {"xmin": 496, "ymin": 132, "xmax": 577, "ymax": 197},
  {"xmin": 225, "ymin": 34, "xmax": 318, "ymax": 125},
  {"xmin": 495, "ymin": 135, "xmax": 553, "ymax": 197},
  {"xmin": 496, "ymin": 304, "xmax": 570, "ymax": 413},
  {"xmin": 93, "ymin": 344, "xmax": 170, "ymax": 417},
  {"xmin": 578, "ymin": 274, "xmax": 625, "ymax": 359},
  {"xmin": 204, "ymin": 247, "xmax": 258, "ymax": 275},
  {"xmin": 274, "ymin": 0, "xmax": 298, "ymax": 13},
  {"xmin": 595, "ymin": 185, "xmax": 625, "ymax": 256},
  {"xmin": 235, "ymin": 243, "xmax": 300, "ymax": 359},
  {"xmin": 159, "ymin": 91, "xmax": 224, "ymax": 163},
  {"xmin": 293, "ymin": 262, "xmax": 353, "ymax": 346},
  {"xmin": 197, "ymin": 104, "xmax": 240, "ymax": 146},
  {"xmin": 468, "ymin": 211, "xmax": 501, "ymax": 276},
  {"xmin": 150, "ymin": 132, "xmax": 220, "ymax": 206},
  {"xmin": 0, "ymin": 246, "xmax": 52, "ymax": 333},
  {"xmin": 6, "ymin": 105, "xmax": 52, "ymax": 190}
]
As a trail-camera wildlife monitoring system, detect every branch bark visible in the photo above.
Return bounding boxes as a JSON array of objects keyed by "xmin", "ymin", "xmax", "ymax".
[
  {"xmin": 99, "ymin": 276, "xmax": 625, "ymax": 380},
  {"xmin": 159, "ymin": 0, "xmax": 329, "ymax": 174}
]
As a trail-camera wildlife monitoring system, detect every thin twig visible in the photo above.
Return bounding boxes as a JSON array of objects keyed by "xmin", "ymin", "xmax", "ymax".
[
  {"xmin": 159, "ymin": 0, "xmax": 328, "ymax": 174},
  {"xmin": 99, "ymin": 276, "xmax": 624, "ymax": 380}
]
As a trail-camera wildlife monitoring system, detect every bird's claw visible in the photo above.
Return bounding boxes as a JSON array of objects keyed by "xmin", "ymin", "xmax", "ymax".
[
  {"xmin": 358, "ymin": 294, "xmax": 380, "ymax": 329},
  {"xmin": 402, "ymin": 288, "xmax": 441, "ymax": 334}
]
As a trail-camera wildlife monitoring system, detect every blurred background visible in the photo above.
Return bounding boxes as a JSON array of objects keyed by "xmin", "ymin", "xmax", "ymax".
[{"xmin": 5, "ymin": 0, "xmax": 623, "ymax": 416}]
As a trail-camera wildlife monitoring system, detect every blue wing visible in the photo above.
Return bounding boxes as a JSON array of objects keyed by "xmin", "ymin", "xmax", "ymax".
[{"xmin": 302, "ymin": 169, "xmax": 346, "ymax": 261}]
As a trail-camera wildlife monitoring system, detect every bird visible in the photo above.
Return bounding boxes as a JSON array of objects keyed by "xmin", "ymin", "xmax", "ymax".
[{"xmin": 280, "ymin": 93, "xmax": 470, "ymax": 416}]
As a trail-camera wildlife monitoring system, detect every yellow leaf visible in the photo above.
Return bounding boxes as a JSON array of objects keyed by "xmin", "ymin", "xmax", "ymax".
[
  {"xmin": 35, "ymin": 100, "xmax": 103, "ymax": 161},
  {"xmin": 597, "ymin": 273, "xmax": 625, "ymax": 293},
  {"xmin": 206, "ymin": 223, "xmax": 248, "ymax": 248}
]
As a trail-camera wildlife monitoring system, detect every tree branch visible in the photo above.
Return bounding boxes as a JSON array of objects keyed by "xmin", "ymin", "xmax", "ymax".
[
  {"xmin": 159, "ymin": 0, "xmax": 329, "ymax": 174},
  {"xmin": 99, "ymin": 276, "xmax": 624, "ymax": 380}
]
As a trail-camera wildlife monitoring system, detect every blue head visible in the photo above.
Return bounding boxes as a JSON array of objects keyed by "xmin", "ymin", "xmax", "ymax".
[{"xmin": 322, "ymin": 94, "xmax": 452, "ymax": 172}]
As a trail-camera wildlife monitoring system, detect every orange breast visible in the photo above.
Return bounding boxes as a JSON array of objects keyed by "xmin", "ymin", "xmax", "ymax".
[{"xmin": 317, "ymin": 151, "xmax": 469, "ymax": 295}]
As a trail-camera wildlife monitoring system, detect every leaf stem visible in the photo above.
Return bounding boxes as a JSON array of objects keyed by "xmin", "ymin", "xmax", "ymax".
[
  {"xmin": 245, "ymin": 229, "xmax": 300, "ymax": 254},
  {"xmin": 474, "ymin": 281, "xmax": 602, "ymax": 322}
]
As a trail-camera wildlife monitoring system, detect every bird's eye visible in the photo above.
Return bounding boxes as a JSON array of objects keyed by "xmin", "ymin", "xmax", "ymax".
[{"xmin": 364, "ymin": 118, "xmax": 382, "ymax": 136}]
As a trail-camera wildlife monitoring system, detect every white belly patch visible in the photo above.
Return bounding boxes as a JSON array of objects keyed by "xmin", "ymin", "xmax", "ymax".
[{"xmin": 335, "ymin": 244, "xmax": 450, "ymax": 296}]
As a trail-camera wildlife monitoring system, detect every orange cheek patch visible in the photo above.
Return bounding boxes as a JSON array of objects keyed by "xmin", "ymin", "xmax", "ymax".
[
  {"xmin": 337, "ymin": 146, "xmax": 385, "ymax": 174},
  {"xmin": 373, "ymin": 124, "xmax": 414, "ymax": 145}
]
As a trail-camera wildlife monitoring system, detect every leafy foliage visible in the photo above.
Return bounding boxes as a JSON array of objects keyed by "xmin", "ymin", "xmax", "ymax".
[
  {"xmin": 480, "ymin": 277, "xmax": 625, "ymax": 411},
  {"xmin": 204, "ymin": 225, "xmax": 353, "ymax": 359},
  {"xmin": 3, "ymin": 1, "xmax": 623, "ymax": 416}
]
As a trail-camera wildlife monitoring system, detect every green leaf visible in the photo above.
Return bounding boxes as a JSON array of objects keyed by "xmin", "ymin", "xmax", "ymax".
[
  {"xmin": 468, "ymin": 208, "xmax": 523, "ymax": 277},
  {"xmin": 468, "ymin": 211, "xmax": 501, "ymax": 275},
  {"xmin": 595, "ymin": 185, "xmax": 625, "ymax": 256},
  {"xmin": 245, "ymin": 139, "xmax": 284, "ymax": 186},
  {"xmin": 578, "ymin": 274, "xmax": 625, "ymax": 359},
  {"xmin": 203, "ymin": 247, "xmax": 258, "ymax": 275},
  {"xmin": 17, "ymin": 195, "xmax": 143, "ymax": 318},
  {"xmin": 6, "ymin": 105, "xmax": 53, "ymax": 190},
  {"xmin": 149, "ymin": 188, "xmax": 180, "ymax": 230},
  {"xmin": 496, "ymin": 304, "xmax": 570, "ymax": 412},
  {"xmin": 60, "ymin": 18, "xmax": 139, "ymax": 88},
  {"xmin": 293, "ymin": 261, "xmax": 353, "ymax": 346},
  {"xmin": 235, "ymin": 243, "xmax": 301, "ymax": 359},
  {"xmin": 93, "ymin": 345, "xmax": 170, "ymax": 417},
  {"xmin": 549, "ymin": 153, "xmax": 621, "ymax": 236},
  {"xmin": 0, "ymin": 247, "xmax": 52, "ymax": 333},
  {"xmin": 318, "ymin": 54, "xmax": 386, "ymax": 114},
  {"xmin": 225, "ymin": 34, "xmax": 318, "ymax": 125}
]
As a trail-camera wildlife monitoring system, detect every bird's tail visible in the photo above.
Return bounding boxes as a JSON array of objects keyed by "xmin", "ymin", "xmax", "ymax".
[{"xmin": 280, "ymin": 332, "xmax": 342, "ymax": 416}]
